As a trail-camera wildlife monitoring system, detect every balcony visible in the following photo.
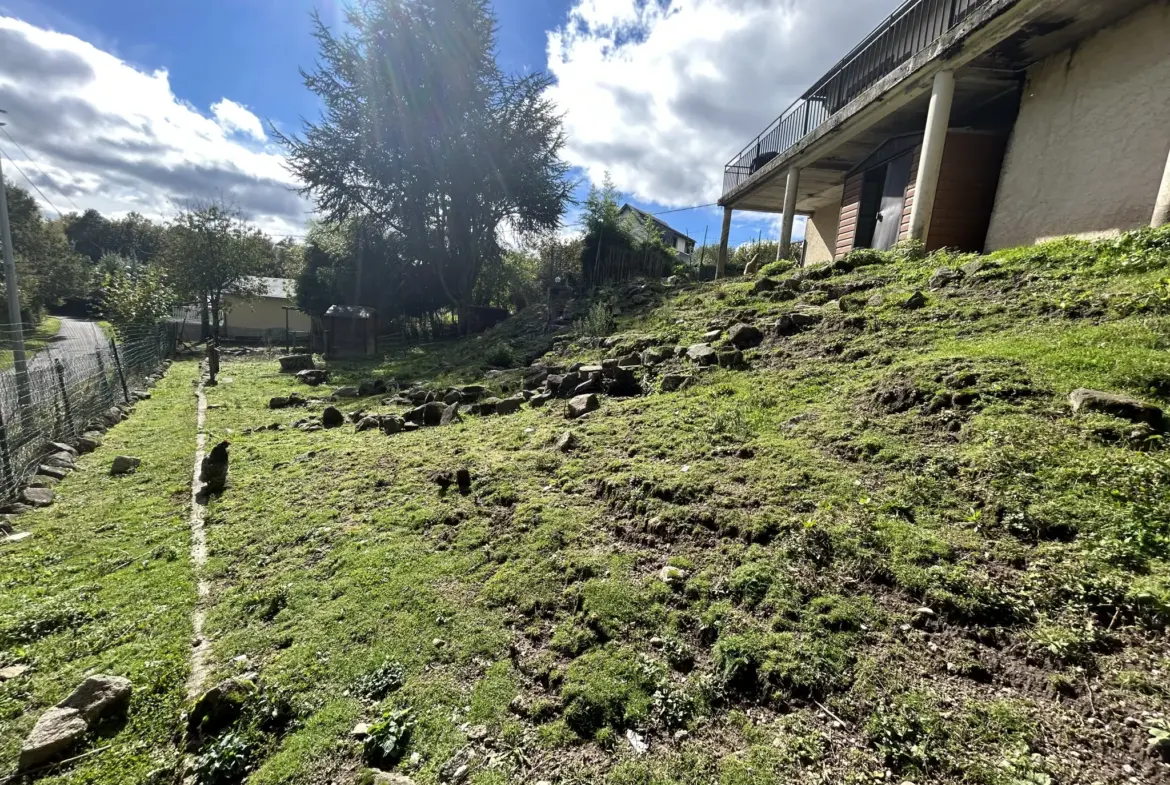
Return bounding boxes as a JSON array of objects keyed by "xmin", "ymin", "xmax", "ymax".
[{"xmin": 722, "ymin": 0, "xmax": 994, "ymax": 199}]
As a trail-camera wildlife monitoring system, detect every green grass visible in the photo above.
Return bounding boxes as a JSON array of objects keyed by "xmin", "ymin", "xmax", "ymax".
[
  {"xmin": 4, "ymin": 228, "xmax": 1170, "ymax": 783},
  {"xmin": 0, "ymin": 316, "xmax": 62, "ymax": 370},
  {"xmin": 0, "ymin": 361, "xmax": 199, "ymax": 782}
]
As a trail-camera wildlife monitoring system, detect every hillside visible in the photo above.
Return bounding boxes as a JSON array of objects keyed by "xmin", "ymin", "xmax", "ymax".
[{"xmin": 3, "ymin": 230, "xmax": 1170, "ymax": 785}]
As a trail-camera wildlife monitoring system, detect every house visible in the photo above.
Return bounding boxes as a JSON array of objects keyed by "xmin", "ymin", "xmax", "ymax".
[
  {"xmin": 619, "ymin": 204, "xmax": 697, "ymax": 258},
  {"xmin": 222, "ymin": 277, "xmax": 312, "ymax": 341},
  {"xmin": 173, "ymin": 277, "xmax": 312, "ymax": 343},
  {"xmin": 717, "ymin": 0, "xmax": 1170, "ymax": 269}
]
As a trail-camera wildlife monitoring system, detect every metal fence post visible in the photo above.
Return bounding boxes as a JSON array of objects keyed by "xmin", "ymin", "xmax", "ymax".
[
  {"xmin": 110, "ymin": 338, "xmax": 130, "ymax": 402},
  {"xmin": 0, "ymin": 406, "xmax": 14, "ymax": 498},
  {"xmin": 53, "ymin": 359, "xmax": 75, "ymax": 436}
]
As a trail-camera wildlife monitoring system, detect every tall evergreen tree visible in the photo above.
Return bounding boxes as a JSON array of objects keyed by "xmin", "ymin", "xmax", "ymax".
[{"xmin": 278, "ymin": 0, "xmax": 571, "ymax": 328}]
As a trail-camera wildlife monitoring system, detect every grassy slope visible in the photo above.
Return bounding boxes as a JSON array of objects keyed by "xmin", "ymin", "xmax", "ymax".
[
  {"xmin": 3, "ymin": 230, "xmax": 1170, "ymax": 785},
  {"xmin": 0, "ymin": 361, "xmax": 198, "ymax": 781},
  {"xmin": 188, "ymin": 232, "xmax": 1169, "ymax": 785}
]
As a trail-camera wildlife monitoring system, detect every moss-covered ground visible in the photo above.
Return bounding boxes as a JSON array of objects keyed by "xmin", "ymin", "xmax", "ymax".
[{"xmin": 4, "ymin": 230, "xmax": 1170, "ymax": 784}]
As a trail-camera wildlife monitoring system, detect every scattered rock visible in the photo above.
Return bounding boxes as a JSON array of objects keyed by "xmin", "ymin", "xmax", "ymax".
[
  {"xmin": 960, "ymin": 259, "xmax": 988, "ymax": 277},
  {"xmin": 1069, "ymin": 388, "xmax": 1163, "ymax": 429},
  {"xmin": 641, "ymin": 347, "xmax": 672, "ymax": 366},
  {"xmin": 456, "ymin": 468, "xmax": 472, "ymax": 494},
  {"xmin": 617, "ymin": 353, "xmax": 642, "ymax": 368},
  {"xmin": 42, "ymin": 452, "xmax": 76, "ymax": 470},
  {"xmin": 556, "ymin": 431, "xmax": 578, "ymax": 453},
  {"xmin": 441, "ymin": 403, "xmax": 462, "ymax": 426},
  {"xmin": 626, "ymin": 729, "xmax": 648, "ymax": 755},
  {"xmin": 866, "ymin": 293, "xmax": 886, "ymax": 308},
  {"xmin": 686, "ymin": 343, "xmax": 718, "ymax": 366},
  {"xmin": 110, "ymin": 455, "xmax": 142, "ymax": 475},
  {"xmin": 661, "ymin": 374, "xmax": 694, "ymax": 393},
  {"xmin": 774, "ymin": 307, "xmax": 824, "ymax": 334},
  {"xmin": 332, "ymin": 386, "xmax": 360, "ymax": 399},
  {"xmin": 358, "ymin": 379, "xmax": 389, "ymax": 396},
  {"xmin": 673, "ymin": 729, "xmax": 689, "ymax": 742},
  {"xmin": 57, "ymin": 674, "xmax": 131, "ymax": 723},
  {"xmin": 296, "ymin": 368, "xmax": 329, "ymax": 386},
  {"xmin": 466, "ymin": 724, "xmax": 489, "ymax": 742},
  {"xmin": 406, "ymin": 402, "xmax": 446, "ymax": 426},
  {"xmin": 3, "ymin": 531, "xmax": 32, "ymax": 544},
  {"xmin": 658, "ymin": 565, "xmax": 687, "ymax": 586},
  {"xmin": 351, "ymin": 723, "xmax": 371, "ymax": 738},
  {"xmin": 20, "ymin": 487, "xmax": 54, "ymax": 508},
  {"xmin": 0, "ymin": 664, "xmax": 29, "ymax": 680},
  {"xmin": 928, "ymin": 267, "xmax": 963, "ymax": 289},
  {"xmin": 36, "ymin": 465, "xmax": 69, "ymax": 481},
  {"xmin": 727, "ymin": 323, "xmax": 763, "ymax": 349},
  {"xmin": 355, "ymin": 416, "xmax": 383, "ymax": 433},
  {"xmin": 444, "ymin": 390, "xmax": 463, "ymax": 405},
  {"xmin": 752, "ymin": 277, "xmax": 778, "ymax": 294},
  {"xmin": 495, "ymin": 397, "xmax": 524, "ymax": 416},
  {"xmin": 42, "ymin": 441, "xmax": 78, "ymax": 458},
  {"xmin": 717, "ymin": 349, "xmax": 746, "ymax": 370},
  {"xmin": 278, "ymin": 354, "xmax": 315, "ymax": 373},
  {"xmin": 703, "ymin": 329, "xmax": 723, "ymax": 342},
  {"xmin": 74, "ymin": 433, "xmax": 102, "ymax": 454},
  {"xmin": 363, "ymin": 770, "xmax": 417, "ymax": 785},
  {"xmin": 567, "ymin": 394, "xmax": 599, "ymax": 420},
  {"xmin": 188, "ymin": 677, "xmax": 256, "ymax": 740},
  {"xmin": 322, "ymin": 406, "xmax": 345, "ymax": 429},
  {"xmin": 529, "ymin": 392, "xmax": 553, "ymax": 408},
  {"xmin": 606, "ymin": 367, "xmax": 642, "ymax": 397},
  {"xmin": 382, "ymin": 416, "xmax": 406, "ymax": 435},
  {"xmin": 902, "ymin": 290, "xmax": 927, "ymax": 310},
  {"xmin": 18, "ymin": 707, "xmax": 87, "ymax": 770},
  {"xmin": 433, "ymin": 638, "xmax": 447, "ymax": 649}
]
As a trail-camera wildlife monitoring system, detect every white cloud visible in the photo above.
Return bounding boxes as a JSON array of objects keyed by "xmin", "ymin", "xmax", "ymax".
[
  {"xmin": 211, "ymin": 98, "xmax": 267, "ymax": 142},
  {"xmin": 547, "ymin": 0, "xmax": 900, "ymax": 209},
  {"xmin": 0, "ymin": 16, "xmax": 306, "ymax": 237}
]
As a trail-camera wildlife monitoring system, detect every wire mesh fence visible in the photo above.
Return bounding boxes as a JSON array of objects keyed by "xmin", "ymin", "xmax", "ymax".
[{"xmin": 0, "ymin": 321, "xmax": 174, "ymax": 505}]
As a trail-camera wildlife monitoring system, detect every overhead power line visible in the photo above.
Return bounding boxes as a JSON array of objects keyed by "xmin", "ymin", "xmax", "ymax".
[
  {"xmin": 0, "ymin": 147, "xmax": 66, "ymax": 219},
  {"xmin": 0, "ymin": 127, "xmax": 81, "ymax": 212}
]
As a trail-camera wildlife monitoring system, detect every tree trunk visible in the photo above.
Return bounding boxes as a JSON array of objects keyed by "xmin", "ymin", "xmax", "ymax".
[{"xmin": 200, "ymin": 301, "xmax": 211, "ymax": 341}]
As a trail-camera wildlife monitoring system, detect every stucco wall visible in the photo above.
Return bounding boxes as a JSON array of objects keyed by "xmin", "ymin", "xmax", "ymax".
[
  {"xmin": 805, "ymin": 192, "xmax": 842, "ymax": 265},
  {"xmin": 224, "ymin": 296, "xmax": 312, "ymax": 335},
  {"xmin": 985, "ymin": 2, "xmax": 1170, "ymax": 251}
]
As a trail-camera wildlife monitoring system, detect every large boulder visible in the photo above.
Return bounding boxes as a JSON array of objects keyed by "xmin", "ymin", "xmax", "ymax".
[
  {"xmin": 567, "ymin": 394, "xmax": 599, "ymax": 420},
  {"xmin": 686, "ymin": 344, "xmax": 718, "ymax": 366},
  {"xmin": 606, "ymin": 367, "xmax": 642, "ymax": 398},
  {"xmin": 356, "ymin": 416, "xmax": 384, "ymax": 433},
  {"xmin": 406, "ymin": 401, "xmax": 446, "ymax": 427},
  {"xmin": 332, "ymin": 386, "xmax": 361, "ymax": 399},
  {"xmin": 74, "ymin": 433, "xmax": 103, "ymax": 454},
  {"xmin": 296, "ymin": 368, "xmax": 329, "ymax": 387},
  {"xmin": 727, "ymin": 323, "xmax": 763, "ymax": 350},
  {"xmin": 57, "ymin": 675, "xmax": 132, "ymax": 723},
  {"xmin": 279, "ymin": 354, "xmax": 315, "ymax": 373},
  {"xmin": 110, "ymin": 456, "xmax": 141, "ymax": 475},
  {"xmin": 1069, "ymin": 389, "xmax": 1164, "ymax": 430},
  {"xmin": 43, "ymin": 452, "xmax": 76, "ymax": 471},
  {"xmin": 495, "ymin": 397, "xmax": 524, "ymax": 416},
  {"xmin": 440, "ymin": 403, "xmax": 463, "ymax": 426},
  {"xmin": 19, "ymin": 487, "xmax": 54, "ymax": 508},
  {"xmin": 661, "ymin": 374, "xmax": 694, "ymax": 393},
  {"xmin": 188, "ymin": 677, "xmax": 256, "ymax": 740},
  {"xmin": 641, "ymin": 347, "xmax": 673, "ymax": 367},
  {"xmin": 18, "ymin": 707, "xmax": 87, "ymax": 770},
  {"xmin": 381, "ymin": 416, "xmax": 406, "ymax": 435}
]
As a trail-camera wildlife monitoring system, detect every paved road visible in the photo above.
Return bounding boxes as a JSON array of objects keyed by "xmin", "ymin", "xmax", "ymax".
[{"xmin": 29, "ymin": 317, "xmax": 108, "ymax": 370}]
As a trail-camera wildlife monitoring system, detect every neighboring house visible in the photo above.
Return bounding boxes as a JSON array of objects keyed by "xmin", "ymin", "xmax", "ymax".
[
  {"xmin": 718, "ymin": 0, "xmax": 1170, "ymax": 267},
  {"xmin": 173, "ymin": 277, "xmax": 312, "ymax": 342},
  {"xmin": 619, "ymin": 204, "xmax": 697, "ymax": 258}
]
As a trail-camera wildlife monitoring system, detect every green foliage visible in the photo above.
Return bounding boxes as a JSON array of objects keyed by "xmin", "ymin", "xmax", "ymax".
[
  {"xmin": 561, "ymin": 646, "xmax": 656, "ymax": 738},
  {"xmin": 574, "ymin": 299, "xmax": 616, "ymax": 337},
  {"xmin": 484, "ymin": 344, "xmax": 516, "ymax": 369},
  {"xmin": 353, "ymin": 660, "xmax": 406, "ymax": 701},
  {"xmin": 362, "ymin": 707, "xmax": 415, "ymax": 766},
  {"xmin": 3, "ymin": 184, "xmax": 91, "ymax": 319},
  {"xmin": 196, "ymin": 729, "xmax": 260, "ymax": 785},
  {"xmin": 100, "ymin": 258, "xmax": 176, "ymax": 333},
  {"xmin": 281, "ymin": 0, "xmax": 570, "ymax": 317}
]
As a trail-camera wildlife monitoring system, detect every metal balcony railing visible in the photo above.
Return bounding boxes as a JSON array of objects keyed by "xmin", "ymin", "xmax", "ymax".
[{"xmin": 722, "ymin": 0, "xmax": 993, "ymax": 197}]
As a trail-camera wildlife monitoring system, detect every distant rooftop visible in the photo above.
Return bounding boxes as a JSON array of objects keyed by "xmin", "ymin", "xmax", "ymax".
[{"xmin": 239, "ymin": 277, "xmax": 295, "ymax": 300}]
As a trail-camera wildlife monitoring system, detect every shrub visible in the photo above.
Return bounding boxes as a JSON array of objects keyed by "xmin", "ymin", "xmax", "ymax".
[
  {"xmin": 353, "ymin": 659, "xmax": 405, "ymax": 701},
  {"xmin": 195, "ymin": 730, "xmax": 259, "ymax": 785},
  {"xmin": 363, "ymin": 707, "xmax": 415, "ymax": 766},
  {"xmin": 574, "ymin": 300, "xmax": 616, "ymax": 337}
]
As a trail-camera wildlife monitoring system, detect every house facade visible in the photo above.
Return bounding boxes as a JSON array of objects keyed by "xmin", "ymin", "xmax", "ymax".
[
  {"xmin": 718, "ymin": 0, "xmax": 1170, "ymax": 269},
  {"xmin": 173, "ymin": 277, "xmax": 312, "ymax": 343},
  {"xmin": 619, "ymin": 204, "xmax": 697, "ymax": 258}
]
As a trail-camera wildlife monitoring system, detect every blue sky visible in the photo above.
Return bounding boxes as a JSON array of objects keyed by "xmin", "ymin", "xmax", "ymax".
[{"xmin": 0, "ymin": 0, "xmax": 901, "ymax": 246}]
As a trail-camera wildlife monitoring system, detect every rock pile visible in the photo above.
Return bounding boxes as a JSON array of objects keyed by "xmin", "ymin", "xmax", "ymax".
[{"xmin": 19, "ymin": 675, "xmax": 131, "ymax": 769}]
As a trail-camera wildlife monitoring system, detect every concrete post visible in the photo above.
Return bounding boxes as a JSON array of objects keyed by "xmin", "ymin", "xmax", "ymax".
[
  {"xmin": 908, "ymin": 70, "xmax": 956, "ymax": 244},
  {"xmin": 1152, "ymin": 142, "xmax": 1170, "ymax": 228},
  {"xmin": 716, "ymin": 206, "xmax": 732, "ymax": 279},
  {"xmin": 779, "ymin": 166, "xmax": 801, "ymax": 260}
]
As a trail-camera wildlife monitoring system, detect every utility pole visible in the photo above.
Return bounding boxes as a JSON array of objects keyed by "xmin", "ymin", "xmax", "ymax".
[{"xmin": 0, "ymin": 110, "xmax": 32, "ymax": 416}]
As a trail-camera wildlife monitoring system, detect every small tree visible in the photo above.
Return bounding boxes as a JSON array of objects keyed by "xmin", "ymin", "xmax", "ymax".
[
  {"xmin": 99, "ymin": 254, "xmax": 176, "ymax": 335},
  {"xmin": 163, "ymin": 199, "xmax": 268, "ymax": 340},
  {"xmin": 581, "ymin": 174, "xmax": 634, "ymax": 281}
]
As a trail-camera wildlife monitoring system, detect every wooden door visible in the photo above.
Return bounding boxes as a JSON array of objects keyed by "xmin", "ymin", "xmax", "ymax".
[{"xmin": 872, "ymin": 153, "xmax": 913, "ymax": 251}]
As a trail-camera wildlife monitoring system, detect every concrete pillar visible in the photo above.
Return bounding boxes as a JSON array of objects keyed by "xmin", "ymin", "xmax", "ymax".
[
  {"xmin": 779, "ymin": 166, "xmax": 801, "ymax": 260},
  {"xmin": 908, "ymin": 70, "xmax": 956, "ymax": 244},
  {"xmin": 716, "ymin": 206, "xmax": 732, "ymax": 279},
  {"xmin": 1152, "ymin": 142, "xmax": 1170, "ymax": 228}
]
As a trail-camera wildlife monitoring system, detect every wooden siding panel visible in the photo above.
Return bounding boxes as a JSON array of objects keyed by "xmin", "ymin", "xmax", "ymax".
[
  {"xmin": 898, "ymin": 145, "xmax": 922, "ymax": 242},
  {"xmin": 835, "ymin": 174, "xmax": 865, "ymax": 259},
  {"xmin": 927, "ymin": 132, "xmax": 1009, "ymax": 252}
]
